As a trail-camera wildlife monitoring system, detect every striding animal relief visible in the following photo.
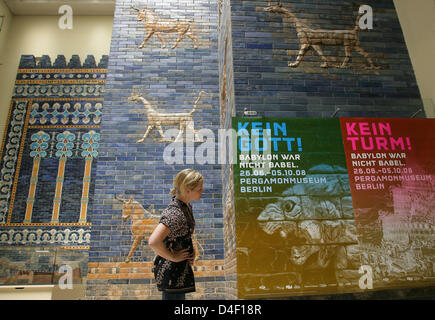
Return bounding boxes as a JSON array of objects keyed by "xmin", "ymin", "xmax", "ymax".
[
  {"xmin": 128, "ymin": 90, "xmax": 206, "ymax": 143},
  {"xmin": 131, "ymin": 6, "xmax": 199, "ymax": 49},
  {"xmin": 116, "ymin": 195, "xmax": 204, "ymax": 263},
  {"xmin": 116, "ymin": 195, "xmax": 161, "ymax": 263},
  {"xmin": 263, "ymin": 1, "xmax": 382, "ymax": 71}
]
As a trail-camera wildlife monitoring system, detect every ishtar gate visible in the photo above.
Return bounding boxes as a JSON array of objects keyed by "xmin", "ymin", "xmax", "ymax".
[{"xmin": 0, "ymin": 0, "xmax": 434, "ymax": 300}]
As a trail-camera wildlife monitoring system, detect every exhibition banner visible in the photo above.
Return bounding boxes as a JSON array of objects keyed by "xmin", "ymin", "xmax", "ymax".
[
  {"xmin": 233, "ymin": 117, "xmax": 435, "ymax": 299},
  {"xmin": 340, "ymin": 118, "xmax": 435, "ymax": 288}
]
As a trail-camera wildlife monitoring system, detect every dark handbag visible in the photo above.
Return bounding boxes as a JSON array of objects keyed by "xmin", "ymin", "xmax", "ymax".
[{"xmin": 152, "ymin": 255, "xmax": 162, "ymax": 281}]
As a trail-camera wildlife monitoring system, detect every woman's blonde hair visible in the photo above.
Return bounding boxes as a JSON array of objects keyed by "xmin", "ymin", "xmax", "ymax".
[{"xmin": 170, "ymin": 169, "xmax": 203, "ymax": 196}]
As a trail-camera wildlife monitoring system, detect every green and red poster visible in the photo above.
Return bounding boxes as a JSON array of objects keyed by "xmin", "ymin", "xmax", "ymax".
[{"xmin": 233, "ymin": 117, "xmax": 435, "ymax": 298}]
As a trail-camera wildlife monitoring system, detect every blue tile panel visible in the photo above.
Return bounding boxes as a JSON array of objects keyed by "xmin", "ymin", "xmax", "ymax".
[
  {"xmin": 230, "ymin": 0, "xmax": 425, "ymax": 118},
  {"xmin": 86, "ymin": 0, "xmax": 224, "ymax": 299},
  {"xmin": 0, "ymin": 55, "xmax": 106, "ymax": 248}
]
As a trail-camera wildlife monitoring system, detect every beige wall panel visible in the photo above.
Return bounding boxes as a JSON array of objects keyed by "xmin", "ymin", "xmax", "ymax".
[
  {"xmin": 0, "ymin": 13, "xmax": 113, "ymax": 141},
  {"xmin": 394, "ymin": 0, "xmax": 435, "ymax": 118}
]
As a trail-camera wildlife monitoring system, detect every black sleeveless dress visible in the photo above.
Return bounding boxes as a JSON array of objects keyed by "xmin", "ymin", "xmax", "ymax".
[{"xmin": 153, "ymin": 197, "xmax": 196, "ymax": 293}]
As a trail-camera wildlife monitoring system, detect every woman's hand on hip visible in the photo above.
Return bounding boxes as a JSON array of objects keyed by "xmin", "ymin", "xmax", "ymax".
[{"xmin": 171, "ymin": 248, "xmax": 193, "ymax": 263}]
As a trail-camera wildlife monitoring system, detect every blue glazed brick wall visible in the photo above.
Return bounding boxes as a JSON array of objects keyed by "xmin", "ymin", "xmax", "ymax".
[
  {"xmin": 0, "ymin": 54, "xmax": 107, "ymax": 247},
  {"xmin": 0, "ymin": 54, "xmax": 107, "ymax": 286},
  {"xmin": 230, "ymin": 0, "xmax": 425, "ymax": 118},
  {"xmin": 86, "ymin": 0, "xmax": 224, "ymax": 299}
]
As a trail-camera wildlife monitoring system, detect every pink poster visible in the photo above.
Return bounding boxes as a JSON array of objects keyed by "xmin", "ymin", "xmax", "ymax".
[{"xmin": 340, "ymin": 118, "xmax": 435, "ymax": 287}]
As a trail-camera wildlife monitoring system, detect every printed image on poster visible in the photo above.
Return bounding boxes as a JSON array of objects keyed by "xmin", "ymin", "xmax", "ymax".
[
  {"xmin": 233, "ymin": 117, "xmax": 361, "ymax": 298},
  {"xmin": 340, "ymin": 118, "xmax": 435, "ymax": 289}
]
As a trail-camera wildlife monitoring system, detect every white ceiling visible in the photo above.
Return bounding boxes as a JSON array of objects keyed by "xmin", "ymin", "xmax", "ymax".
[{"xmin": 4, "ymin": 0, "xmax": 116, "ymax": 16}]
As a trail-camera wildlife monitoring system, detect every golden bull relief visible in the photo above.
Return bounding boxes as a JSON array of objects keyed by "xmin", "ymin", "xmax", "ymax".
[
  {"xmin": 131, "ymin": 6, "xmax": 199, "ymax": 49},
  {"xmin": 117, "ymin": 195, "xmax": 203, "ymax": 263},
  {"xmin": 117, "ymin": 195, "xmax": 160, "ymax": 263},
  {"xmin": 264, "ymin": 2, "xmax": 381, "ymax": 71}
]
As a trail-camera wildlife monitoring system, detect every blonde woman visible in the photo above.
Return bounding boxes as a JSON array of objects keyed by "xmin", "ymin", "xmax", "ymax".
[{"xmin": 149, "ymin": 169, "xmax": 204, "ymax": 300}]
